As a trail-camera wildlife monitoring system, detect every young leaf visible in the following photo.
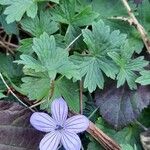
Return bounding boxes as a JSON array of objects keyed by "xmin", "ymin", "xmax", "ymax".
[
  {"xmin": 95, "ymin": 84, "xmax": 150, "ymax": 129},
  {"xmin": 0, "ymin": 0, "xmax": 38, "ymax": 23},
  {"xmin": 0, "ymin": 0, "xmax": 60, "ymax": 23},
  {"xmin": 21, "ymin": 10, "xmax": 59, "ymax": 37},
  {"xmin": 105, "ymin": 20, "xmax": 144, "ymax": 54},
  {"xmin": 16, "ymin": 32, "xmax": 79, "ymax": 80},
  {"xmin": 71, "ymin": 20, "xmax": 126, "ymax": 92},
  {"xmin": 108, "ymin": 49, "xmax": 148, "ymax": 89},
  {"xmin": 136, "ymin": 70, "xmax": 150, "ymax": 85},
  {"xmin": 92, "ymin": 0, "xmax": 144, "ymax": 54},
  {"xmin": 51, "ymin": 0, "xmax": 98, "ymax": 26}
]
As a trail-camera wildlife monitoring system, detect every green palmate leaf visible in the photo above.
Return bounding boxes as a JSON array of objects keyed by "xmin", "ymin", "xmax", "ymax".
[
  {"xmin": 92, "ymin": 0, "xmax": 144, "ymax": 54},
  {"xmin": 0, "ymin": 0, "xmax": 38, "ymax": 23},
  {"xmin": 0, "ymin": 101, "xmax": 43, "ymax": 149},
  {"xmin": 108, "ymin": 44, "xmax": 148, "ymax": 89},
  {"xmin": 71, "ymin": 6, "xmax": 99, "ymax": 26},
  {"xmin": 21, "ymin": 76, "xmax": 50, "ymax": 100},
  {"xmin": 51, "ymin": 0, "xmax": 98, "ymax": 26},
  {"xmin": 19, "ymin": 68, "xmax": 81, "ymax": 111},
  {"xmin": 105, "ymin": 20, "xmax": 144, "ymax": 54},
  {"xmin": 39, "ymin": 77, "xmax": 82, "ymax": 112},
  {"xmin": 16, "ymin": 32, "xmax": 79, "ymax": 80},
  {"xmin": 95, "ymin": 84, "xmax": 150, "ymax": 129},
  {"xmin": 0, "ymin": 0, "xmax": 59, "ymax": 23},
  {"xmin": 136, "ymin": 70, "xmax": 150, "ymax": 85},
  {"xmin": 51, "ymin": 0, "xmax": 98, "ymax": 47},
  {"xmin": 21, "ymin": 10, "xmax": 59, "ymax": 37},
  {"xmin": 71, "ymin": 20, "xmax": 126, "ymax": 92}
]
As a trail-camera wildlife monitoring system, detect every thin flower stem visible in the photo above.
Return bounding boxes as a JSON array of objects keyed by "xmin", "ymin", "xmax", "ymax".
[
  {"xmin": 66, "ymin": 33, "xmax": 82, "ymax": 51},
  {"xmin": 88, "ymin": 105, "xmax": 100, "ymax": 119},
  {"xmin": 56, "ymin": 75, "xmax": 64, "ymax": 82},
  {"xmin": 65, "ymin": 26, "xmax": 88, "ymax": 51},
  {"xmin": 135, "ymin": 120, "xmax": 148, "ymax": 131},
  {"xmin": 0, "ymin": 73, "xmax": 35, "ymax": 112},
  {"xmin": 79, "ymin": 80, "xmax": 83, "ymax": 114},
  {"xmin": 121, "ymin": 0, "xmax": 150, "ymax": 54},
  {"xmin": 29, "ymin": 100, "xmax": 46, "ymax": 108}
]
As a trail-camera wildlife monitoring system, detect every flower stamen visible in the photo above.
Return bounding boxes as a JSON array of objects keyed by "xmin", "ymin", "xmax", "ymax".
[{"xmin": 55, "ymin": 125, "xmax": 63, "ymax": 131}]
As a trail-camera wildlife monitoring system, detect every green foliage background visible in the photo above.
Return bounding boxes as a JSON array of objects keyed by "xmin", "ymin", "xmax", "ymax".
[{"xmin": 0, "ymin": 0, "xmax": 149, "ymax": 149}]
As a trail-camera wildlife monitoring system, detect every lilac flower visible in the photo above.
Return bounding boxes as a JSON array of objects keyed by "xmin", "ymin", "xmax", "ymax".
[{"xmin": 30, "ymin": 97, "xmax": 89, "ymax": 150}]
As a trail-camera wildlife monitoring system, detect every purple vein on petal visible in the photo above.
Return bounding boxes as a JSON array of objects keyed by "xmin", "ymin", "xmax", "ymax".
[
  {"xmin": 51, "ymin": 98, "xmax": 68, "ymax": 125},
  {"xmin": 64, "ymin": 115, "xmax": 89, "ymax": 133},
  {"xmin": 40, "ymin": 131, "xmax": 61, "ymax": 150},
  {"xmin": 61, "ymin": 131, "xmax": 81, "ymax": 150},
  {"xmin": 42, "ymin": 132, "xmax": 56, "ymax": 146},
  {"xmin": 30, "ymin": 112, "xmax": 56, "ymax": 132}
]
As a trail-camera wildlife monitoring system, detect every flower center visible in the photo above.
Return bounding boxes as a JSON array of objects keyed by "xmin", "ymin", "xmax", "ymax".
[{"xmin": 55, "ymin": 125, "xmax": 63, "ymax": 131}]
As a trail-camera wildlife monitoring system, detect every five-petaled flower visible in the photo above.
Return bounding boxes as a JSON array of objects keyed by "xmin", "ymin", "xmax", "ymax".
[{"xmin": 30, "ymin": 97, "xmax": 89, "ymax": 150}]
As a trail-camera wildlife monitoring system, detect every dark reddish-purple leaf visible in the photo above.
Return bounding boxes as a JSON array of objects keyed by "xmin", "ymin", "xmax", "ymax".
[
  {"xmin": 0, "ymin": 101, "xmax": 43, "ymax": 150},
  {"xmin": 95, "ymin": 84, "xmax": 150, "ymax": 129},
  {"xmin": 133, "ymin": 0, "xmax": 143, "ymax": 6}
]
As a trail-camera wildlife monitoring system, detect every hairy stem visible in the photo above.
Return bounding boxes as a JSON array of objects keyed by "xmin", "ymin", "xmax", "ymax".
[
  {"xmin": 65, "ymin": 26, "xmax": 88, "ymax": 51},
  {"xmin": 121, "ymin": 0, "xmax": 150, "ymax": 54},
  {"xmin": 79, "ymin": 80, "xmax": 83, "ymax": 114}
]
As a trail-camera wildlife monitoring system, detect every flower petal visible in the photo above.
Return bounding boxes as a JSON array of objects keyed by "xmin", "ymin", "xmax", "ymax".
[
  {"xmin": 40, "ymin": 131, "xmax": 61, "ymax": 150},
  {"xmin": 61, "ymin": 130, "xmax": 81, "ymax": 150},
  {"xmin": 51, "ymin": 97, "xmax": 68, "ymax": 125},
  {"xmin": 64, "ymin": 115, "xmax": 89, "ymax": 133},
  {"xmin": 30, "ymin": 112, "xmax": 56, "ymax": 132}
]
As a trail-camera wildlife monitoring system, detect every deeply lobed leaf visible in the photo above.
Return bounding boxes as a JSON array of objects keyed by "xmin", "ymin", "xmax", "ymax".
[
  {"xmin": 71, "ymin": 20, "xmax": 126, "ymax": 92},
  {"xmin": 16, "ymin": 32, "xmax": 79, "ymax": 80}
]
